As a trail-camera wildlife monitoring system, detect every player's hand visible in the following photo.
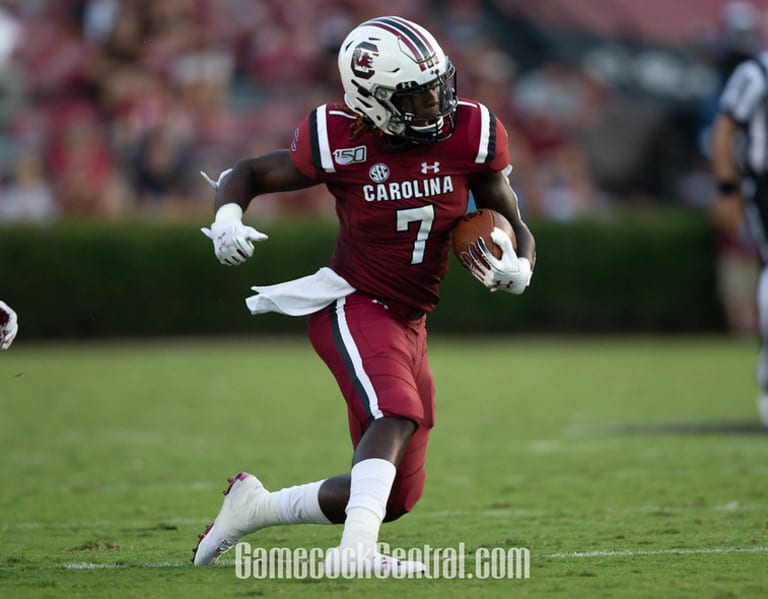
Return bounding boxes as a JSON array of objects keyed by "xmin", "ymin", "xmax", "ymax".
[
  {"xmin": 201, "ymin": 203, "xmax": 268, "ymax": 266},
  {"xmin": 467, "ymin": 227, "xmax": 532, "ymax": 295},
  {"xmin": 0, "ymin": 300, "xmax": 19, "ymax": 350}
]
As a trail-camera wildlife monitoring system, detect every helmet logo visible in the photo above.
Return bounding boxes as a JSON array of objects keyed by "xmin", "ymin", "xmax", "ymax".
[
  {"xmin": 369, "ymin": 163, "xmax": 390, "ymax": 183},
  {"xmin": 351, "ymin": 42, "xmax": 378, "ymax": 80}
]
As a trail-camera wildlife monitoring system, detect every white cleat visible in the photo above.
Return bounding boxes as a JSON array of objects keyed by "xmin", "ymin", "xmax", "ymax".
[
  {"xmin": 192, "ymin": 472, "xmax": 270, "ymax": 566},
  {"xmin": 322, "ymin": 546, "xmax": 427, "ymax": 578},
  {"xmin": 758, "ymin": 393, "xmax": 768, "ymax": 428}
]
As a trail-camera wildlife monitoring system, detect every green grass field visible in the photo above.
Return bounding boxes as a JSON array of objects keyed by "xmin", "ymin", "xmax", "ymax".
[{"xmin": 0, "ymin": 335, "xmax": 766, "ymax": 598}]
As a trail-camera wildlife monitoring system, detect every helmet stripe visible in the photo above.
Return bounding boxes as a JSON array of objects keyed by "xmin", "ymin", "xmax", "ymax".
[
  {"xmin": 376, "ymin": 16, "xmax": 435, "ymax": 62},
  {"xmin": 388, "ymin": 16, "xmax": 436, "ymax": 55},
  {"xmin": 365, "ymin": 17, "xmax": 435, "ymax": 71}
]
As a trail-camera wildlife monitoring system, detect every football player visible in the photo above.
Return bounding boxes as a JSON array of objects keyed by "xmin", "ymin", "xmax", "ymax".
[
  {"xmin": 193, "ymin": 16, "xmax": 536, "ymax": 576},
  {"xmin": 0, "ymin": 300, "xmax": 18, "ymax": 350}
]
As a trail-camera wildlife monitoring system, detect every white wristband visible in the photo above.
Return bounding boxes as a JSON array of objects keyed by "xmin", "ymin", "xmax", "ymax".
[{"xmin": 214, "ymin": 203, "xmax": 243, "ymax": 224}]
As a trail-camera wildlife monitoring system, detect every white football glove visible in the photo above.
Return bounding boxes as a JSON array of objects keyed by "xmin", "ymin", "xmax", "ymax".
[
  {"xmin": 464, "ymin": 227, "xmax": 532, "ymax": 295},
  {"xmin": 201, "ymin": 203, "xmax": 268, "ymax": 266},
  {"xmin": 0, "ymin": 300, "xmax": 19, "ymax": 350},
  {"xmin": 199, "ymin": 170, "xmax": 268, "ymax": 265}
]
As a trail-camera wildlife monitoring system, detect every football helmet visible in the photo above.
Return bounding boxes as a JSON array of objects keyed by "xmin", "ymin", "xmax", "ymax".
[{"xmin": 338, "ymin": 16, "xmax": 457, "ymax": 143}]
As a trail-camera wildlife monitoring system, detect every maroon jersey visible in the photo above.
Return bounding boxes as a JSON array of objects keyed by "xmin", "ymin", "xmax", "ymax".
[{"xmin": 290, "ymin": 99, "xmax": 510, "ymax": 313}]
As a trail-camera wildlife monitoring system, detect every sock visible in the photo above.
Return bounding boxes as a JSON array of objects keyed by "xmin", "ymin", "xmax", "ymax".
[
  {"xmin": 271, "ymin": 480, "xmax": 332, "ymax": 525},
  {"xmin": 339, "ymin": 458, "xmax": 397, "ymax": 554}
]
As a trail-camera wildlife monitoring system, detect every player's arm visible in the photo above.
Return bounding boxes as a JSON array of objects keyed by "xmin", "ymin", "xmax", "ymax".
[
  {"xmin": 203, "ymin": 150, "xmax": 319, "ymax": 265},
  {"xmin": 711, "ymin": 113, "xmax": 744, "ymax": 236},
  {"xmin": 214, "ymin": 150, "xmax": 317, "ymax": 213},
  {"xmin": 471, "ymin": 170, "xmax": 536, "ymax": 267}
]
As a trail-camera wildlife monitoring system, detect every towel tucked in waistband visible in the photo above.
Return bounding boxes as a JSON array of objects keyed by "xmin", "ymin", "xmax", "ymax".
[{"xmin": 245, "ymin": 267, "xmax": 356, "ymax": 316}]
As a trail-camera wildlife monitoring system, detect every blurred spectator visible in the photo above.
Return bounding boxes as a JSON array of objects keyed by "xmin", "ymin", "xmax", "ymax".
[
  {"xmin": 0, "ymin": 150, "xmax": 58, "ymax": 223},
  {"xmin": 510, "ymin": 59, "xmax": 607, "ymax": 219},
  {"xmin": 44, "ymin": 101, "xmax": 117, "ymax": 215},
  {"xmin": 718, "ymin": 1, "xmax": 762, "ymax": 79},
  {"xmin": 130, "ymin": 122, "xmax": 193, "ymax": 213}
]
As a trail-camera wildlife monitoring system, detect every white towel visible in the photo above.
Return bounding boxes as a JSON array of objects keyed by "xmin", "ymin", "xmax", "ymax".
[{"xmin": 245, "ymin": 267, "xmax": 355, "ymax": 316}]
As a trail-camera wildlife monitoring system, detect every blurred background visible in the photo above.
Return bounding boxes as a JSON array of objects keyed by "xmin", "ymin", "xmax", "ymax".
[{"xmin": 1, "ymin": 0, "xmax": 767, "ymax": 338}]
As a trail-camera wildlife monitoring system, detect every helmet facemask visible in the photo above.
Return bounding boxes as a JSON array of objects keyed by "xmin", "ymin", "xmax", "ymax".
[{"xmin": 384, "ymin": 63, "xmax": 457, "ymax": 143}]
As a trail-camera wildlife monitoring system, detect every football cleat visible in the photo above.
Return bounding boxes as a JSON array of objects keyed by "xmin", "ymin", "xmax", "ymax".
[
  {"xmin": 192, "ymin": 472, "xmax": 271, "ymax": 566},
  {"xmin": 321, "ymin": 545, "xmax": 427, "ymax": 578}
]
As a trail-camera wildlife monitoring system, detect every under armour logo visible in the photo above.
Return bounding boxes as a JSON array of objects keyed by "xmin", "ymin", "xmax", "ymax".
[{"xmin": 421, "ymin": 161, "xmax": 440, "ymax": 174}]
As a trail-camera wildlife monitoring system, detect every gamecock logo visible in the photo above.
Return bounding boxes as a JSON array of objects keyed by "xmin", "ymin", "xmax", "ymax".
[{"xmin": 351, "ymin": 42, "xmax": 378, "ymax": 80}]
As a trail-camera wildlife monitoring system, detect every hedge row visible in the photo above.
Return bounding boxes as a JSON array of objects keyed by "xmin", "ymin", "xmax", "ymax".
[{"xmin": 0, "ymin": 210, "xmax": 724, "ymax": 339}]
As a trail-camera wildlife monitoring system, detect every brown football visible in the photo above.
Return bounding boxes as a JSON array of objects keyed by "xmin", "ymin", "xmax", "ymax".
[{"xmin": 452, "ymin": 209, "xmax": 516, "ymax": 271}]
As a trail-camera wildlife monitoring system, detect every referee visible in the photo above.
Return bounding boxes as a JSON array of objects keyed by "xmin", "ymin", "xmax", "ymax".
[{"xmin": 712, "ymin": 50, "xmax": 768, "ymax": 427}]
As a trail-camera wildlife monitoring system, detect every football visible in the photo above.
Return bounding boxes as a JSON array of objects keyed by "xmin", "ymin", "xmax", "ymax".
[{"xmin": 452, "ymin": 208, "xmax": 516, "ymax": 271}]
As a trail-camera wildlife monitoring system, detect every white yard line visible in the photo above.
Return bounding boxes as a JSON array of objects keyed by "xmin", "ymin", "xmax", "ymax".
[
  {"xmin": 542, "ymin": 546, "xmax": 768, "ymax": 558},
  {"xmin": 64, "ymin": 562, "xmax": 186, "ymax": 569}
]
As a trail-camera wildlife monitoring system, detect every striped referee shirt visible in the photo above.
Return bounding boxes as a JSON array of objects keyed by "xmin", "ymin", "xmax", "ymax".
[{"xmin": 719, "ymin": 51, "xmax": 768, "ymax": 176}]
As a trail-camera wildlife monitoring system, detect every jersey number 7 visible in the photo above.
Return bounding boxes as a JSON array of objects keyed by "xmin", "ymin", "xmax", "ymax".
[{"xmin": 396, "ymin": 205, "xmax": 435, "ymax": 265}]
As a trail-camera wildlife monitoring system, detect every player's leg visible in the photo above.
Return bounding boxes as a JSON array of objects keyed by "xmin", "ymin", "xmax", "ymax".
[
  {"xmin": 756, "ymin": 263, "xmax": 768, "ymax": 426},
  {"xmin": 310, "ymin": 295, "xmax": 433, "ymax": 574},
  {"xmin": 749, "ymin": 191, "xmax": 768, "ymax": 427},
  {"xmin": 385, "ymin": 424, "xmax": 429, "ymax": 521},
  {"xmin": 312, "ymin": 419, "xmax": 429, "ymax": 577},
  {"xmin": 309, "ymin": 295, "xmax": 425, "ymax": 544},
  {"xmin": 314, "ymin": 379, "xmax": 431, "ymax": 523},
  {"xmin": 317, "ymin": 415, "xmax": 417, "ymax": 524},
  {"xmin": 385, "ymin": 317, "xmax": 434, "ymax": 520}
]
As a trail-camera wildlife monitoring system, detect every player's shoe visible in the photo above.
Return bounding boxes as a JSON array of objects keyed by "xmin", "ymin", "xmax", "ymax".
[
  {"xmin": 758, "ymin": 393, "xmax": 768, "ymax": 428},
  {"xmin": 321, "ymin": 546, "xmax": 427, "ymax": 578},
  {"xmin": 192, "ymin": 472, "xmax": 270, "ymax": 566}
]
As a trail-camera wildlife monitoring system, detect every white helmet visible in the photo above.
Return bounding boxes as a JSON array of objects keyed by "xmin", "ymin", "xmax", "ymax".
[{"xmin": 338, "ymin": 16, "xmax": 457, "ymax": 143}]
